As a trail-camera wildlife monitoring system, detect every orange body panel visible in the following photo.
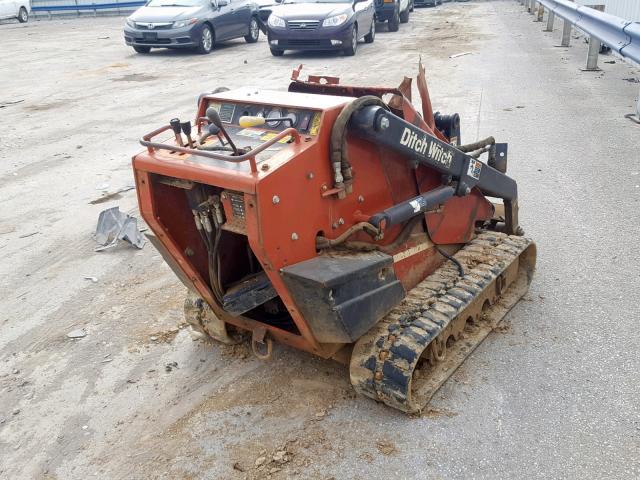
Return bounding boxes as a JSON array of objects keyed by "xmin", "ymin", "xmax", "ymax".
[{"xmin": 133, "ymin": 86, "xmax": 493, "ymax": 357}]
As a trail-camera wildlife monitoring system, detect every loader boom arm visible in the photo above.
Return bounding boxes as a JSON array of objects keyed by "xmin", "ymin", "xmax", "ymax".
[{"xmin": 349, "ymin": 105, "xmax": 520, "ymax": 234}]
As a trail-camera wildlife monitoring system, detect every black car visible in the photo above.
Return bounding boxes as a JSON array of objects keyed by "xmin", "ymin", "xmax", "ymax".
[
  {"xmin": 266, "ymin": 0, "xmax": 376, "ymax": 57},
  {"xmin": 124, "ymin": 0, "xmax": 261, "ymax": 54},
  {"xmin": 374, "ymin": 0, "xmax": 411, "ymax": 32}
]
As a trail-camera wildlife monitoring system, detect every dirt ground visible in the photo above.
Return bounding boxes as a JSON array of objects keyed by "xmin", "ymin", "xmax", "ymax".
[{"xmin": 1, "ymin": 1, "xmax": 639, "ymax": 479}]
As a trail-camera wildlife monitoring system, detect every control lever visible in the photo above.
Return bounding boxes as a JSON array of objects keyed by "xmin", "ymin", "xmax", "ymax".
[
  {"xmin": 206, "ymin": 107, "xmax": 239, "ymax": 155},
  {"xmin": 170, "ymin": 118, "xmax": 184, "ymax": 147},
  {"xmin": 207, "ymin": 123, "xmax": 225, "ymax": 146},
  {"xmin": 208, "ymin": 123, "xmax": 221, "ymax": 136},
  {"xmin": 181, "ymin": 121, "xmax": 194, "ymax": 148}
]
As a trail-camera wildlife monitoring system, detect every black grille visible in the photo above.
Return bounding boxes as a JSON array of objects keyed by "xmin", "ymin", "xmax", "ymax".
[
  {"xmin": 134, "ymin": 37, "xmax": 171, "ymax": 44},
  {"xmin": 288, "ymin": 39, "xmax": 322, "ymax": 46},
  {"xmin": 134, "ymin": 22, "xmax": 173, "ymax": 30}
]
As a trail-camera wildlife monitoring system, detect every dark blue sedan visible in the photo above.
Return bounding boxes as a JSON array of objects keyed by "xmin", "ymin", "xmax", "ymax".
[
  {"xmin": 266, "ymin": 0, "xmax": 376, "ymax": 57},
  {"xmin": 124, "ymin": 0, "xmax": 261, "ymax": 54}
]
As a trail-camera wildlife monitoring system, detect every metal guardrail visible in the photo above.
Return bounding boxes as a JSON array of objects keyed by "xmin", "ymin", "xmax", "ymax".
[
  {"xmin": 517, "ymin": 0, "xmax": 640, "ymax": 120},
  {"xmin": 31, "ymin": 2, "xmax": 146, "ymax": 12},
  {"xmin": 31, "ymin": 0, "xmax": 144, "ymax": 17},
  {"xmin": 32, "ymin": 1, "xmax": 144, "ymax": 11}
]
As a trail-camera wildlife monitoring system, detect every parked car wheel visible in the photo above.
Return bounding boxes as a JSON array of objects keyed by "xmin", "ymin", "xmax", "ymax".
[
  {"xmin": 133, "ymin": 46, "xmax": 151, "ymax": 54},
  {"xmin": 388, "ymin": 7, "xmax": 400, "ymax": 32},
  {"xmin": 244, "ymin": 16, "xmax": 260, "ymax": 43},
  {"xmin": 270, "ymin": 48, "xmax": 284, "ymax": 56},
  {"xmin": 364, "ymin": 19, "xmax": 375, "ymax": 44},
  {"xmin": 197, "ymin": 25, "xmax": 214, "ymax": 54},
  {"xmin": 400, "ymin": 4, "xmax": 410, "ymax": 23},
  {"xmin": 18, "ymin": 7, "xmax": 28, "ymax": 23},
  {"xmin": 343, "ymin": 25, "xmax": 357, "ymax": 56}
]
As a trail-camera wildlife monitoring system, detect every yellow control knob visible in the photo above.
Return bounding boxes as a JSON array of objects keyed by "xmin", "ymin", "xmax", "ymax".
[{"xmin": 239, "ymin": 116, "xmax": 266, "ymax": 128}]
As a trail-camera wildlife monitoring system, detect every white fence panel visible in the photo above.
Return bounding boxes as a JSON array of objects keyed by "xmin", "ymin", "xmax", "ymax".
[{"xmin": 576, "ymin": 0, "xmax": 640, "ymax": 21}]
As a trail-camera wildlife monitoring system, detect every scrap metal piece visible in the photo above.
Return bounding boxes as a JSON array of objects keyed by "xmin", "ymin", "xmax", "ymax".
[
  {"xmin": 290, "ymin": 64, "xmax": 339, "ymax": 85},
  {"xmin": 625, "ymin": 113, "xmax": 640, "ymax": 125},
  {"xmin": 388, "ymin": 76, "xmax": 412, "ymax": 111},
  {"xmin": 94, "ymin": 207, "xmax": 145, "ymax": 251},
  {"xmin": 417, "ymin": 59, "xmax": 436, "ymax": 130},
  {"xmin": 67, "ymin": 328, "xmax": 87, "ymax": 339}
]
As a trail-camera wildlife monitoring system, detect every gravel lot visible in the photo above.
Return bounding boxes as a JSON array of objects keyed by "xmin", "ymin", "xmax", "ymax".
[{"xmin": 1, "ymin": 1, "xmax": 639, "ymax": 478}]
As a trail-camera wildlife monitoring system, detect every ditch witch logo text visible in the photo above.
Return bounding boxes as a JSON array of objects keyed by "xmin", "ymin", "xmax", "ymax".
[{"xmin": 399, "ymin": 127, "xmax": 453, "ymax": 168}]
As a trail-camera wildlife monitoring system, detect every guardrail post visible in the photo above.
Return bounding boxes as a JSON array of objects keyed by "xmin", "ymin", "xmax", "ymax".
[
  {"xmin": 560, "ymin": 18, "xmax": 572, "ymax": 46},
  {"xmin": 583, "ymin": 36, "xmax": 601, "ymax": 71},
  {"xmin": 536, "ymin": 3, "xmax": 544, "ymax": 22},
  {"xmin": 545, "ymin": 11, "xmax": 555, "ymax": 31}
]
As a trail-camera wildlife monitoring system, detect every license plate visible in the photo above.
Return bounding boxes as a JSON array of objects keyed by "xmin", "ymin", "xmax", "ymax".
[{"xmin": 143, "ymin": 32, "xmax": 158, "ymax": 40}]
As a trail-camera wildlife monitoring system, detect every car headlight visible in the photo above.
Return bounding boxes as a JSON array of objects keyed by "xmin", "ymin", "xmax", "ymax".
[
  {"xmin": 126, "ymin": 18, "xmax": 136, "ymax": 28},
  {"xmin": 268, "ymin": 15, "xmax": 285, "ymax": 28},
  {"xmin": 173, "ymin": 18, "xmax": 198, "ymax": 28},
  {"xmin": 322, "ymin": 13, "xmax": 348, "ymax": 27}
]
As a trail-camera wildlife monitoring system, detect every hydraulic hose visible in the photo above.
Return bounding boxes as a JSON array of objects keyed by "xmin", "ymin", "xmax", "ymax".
[
  {"xmin": 456, "ymin": 136, "xmax": 495, "ymax": 153},
  {"xmin": 457, "ymin": 136, "xmax": 496, "ymax": 166},
  {"xmin": 331, "ymin": 215, "xmax": 424, "ymax": 253},
  {"xmin": 315, "ymin": 222, "xmax": 380, "ymax": 250},
  {"xmin": 330, "ymin": 95, "xmax": 388, "ymax": 195}
]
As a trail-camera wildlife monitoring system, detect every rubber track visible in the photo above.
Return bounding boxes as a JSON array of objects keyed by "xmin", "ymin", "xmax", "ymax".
[{"xmin": 350, "ymin": 231, "xmax": 534, "ymax": 413}]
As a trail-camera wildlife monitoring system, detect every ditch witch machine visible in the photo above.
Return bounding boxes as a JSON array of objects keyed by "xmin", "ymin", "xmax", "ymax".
[{"xmin": 133, "ymin": 64, "xmax": 536, "ymax": 414}]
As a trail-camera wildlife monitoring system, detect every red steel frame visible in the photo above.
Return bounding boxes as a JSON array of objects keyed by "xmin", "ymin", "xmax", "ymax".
[{"xmin": 133, "ymin": 74, "xmax": 493, "ymax": 359}]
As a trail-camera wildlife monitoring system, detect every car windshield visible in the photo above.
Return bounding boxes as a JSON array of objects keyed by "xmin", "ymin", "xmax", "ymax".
[{"xmin": 147, "ymin": 0, "xmax": 204, "ymax": 7}]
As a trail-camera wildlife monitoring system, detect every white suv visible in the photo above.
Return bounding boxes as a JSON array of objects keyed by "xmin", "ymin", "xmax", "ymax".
[{"xmin": 0, "ymin": 0, "xmax": 30, "ymax": 23}]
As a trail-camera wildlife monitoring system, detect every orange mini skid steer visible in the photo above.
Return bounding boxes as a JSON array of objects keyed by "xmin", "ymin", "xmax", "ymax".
[{"xmin": 133, "ymin": 65, "xmax": 536, "ymax": 413}]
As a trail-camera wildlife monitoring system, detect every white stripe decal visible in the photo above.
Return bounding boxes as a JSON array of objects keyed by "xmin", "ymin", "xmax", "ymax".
[{"xmin": 393, "ymin": 241, "xmax": 433, "ymax": 263}]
